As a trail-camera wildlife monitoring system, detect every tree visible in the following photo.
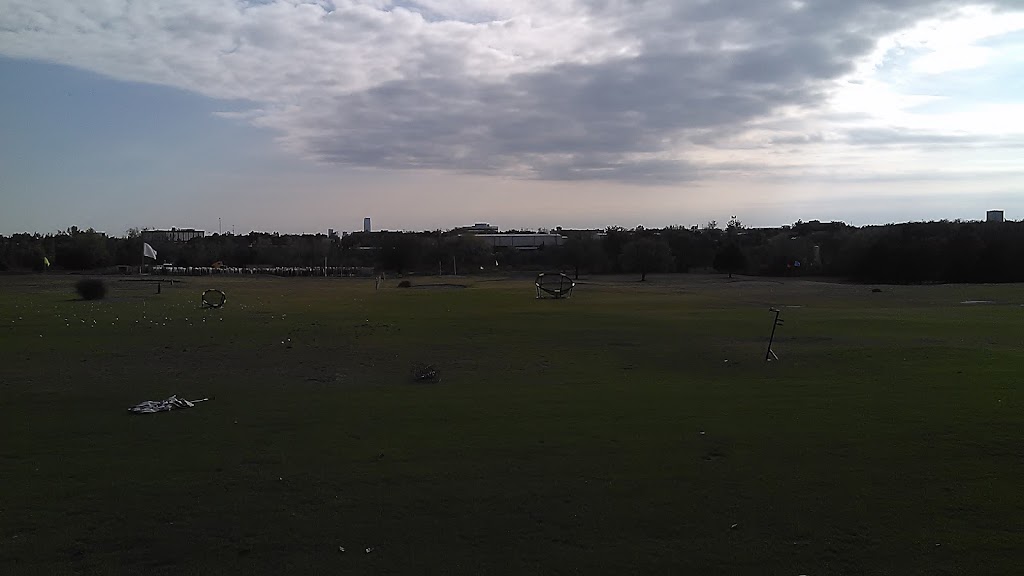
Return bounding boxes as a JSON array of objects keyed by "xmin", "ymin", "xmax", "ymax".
[
  {"xmin": 443, "ymin": 234, "xmax": 492, "ymax": 274},
  {"xmin": 601, "ymin": 227, "xmax": 629, "ymax": 273},
  {"xmin": 54, "ymin": 228, "xmax": 111, "ymax": 270},
  {"xmin": 727, "ymin": 215, "xmax": 743, "ymax": 235},
  {"xmin": 619, "ymin": 238, "xmax": 674, "ymax": 281},
  {"xmin": 561, "ymin": 236, "xmax": 602, "ymax": 279},
  {"xmin": 662, "ymin": 227, "xmax": 697, "ymax": 272},
  {"xmin": 713, "ymin": 243, "xmax": 746, "ymax": 278},
  {"xmin": 379, "ymin": 233, "xmax": 429, "ymax": 273}
]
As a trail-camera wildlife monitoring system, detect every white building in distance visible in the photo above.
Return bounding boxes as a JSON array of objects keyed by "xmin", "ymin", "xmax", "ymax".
[{"xmin": 141, "ymin": 228, "xmax": 205, "ymax": 242}]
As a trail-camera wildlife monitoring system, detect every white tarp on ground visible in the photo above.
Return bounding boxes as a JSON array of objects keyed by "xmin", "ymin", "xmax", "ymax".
[{"xmin": 128, "ymin": 395, "xmax": 207, "ymax": 414}]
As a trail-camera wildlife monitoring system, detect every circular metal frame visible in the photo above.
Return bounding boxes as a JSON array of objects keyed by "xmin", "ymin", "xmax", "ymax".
[
  {"xmin": 535, "ymin": 273, "xmax": 576, "ymax": 299},
  {"xmin": 201, "ymin": 288, "xmax": 227, "ymax": 308}
]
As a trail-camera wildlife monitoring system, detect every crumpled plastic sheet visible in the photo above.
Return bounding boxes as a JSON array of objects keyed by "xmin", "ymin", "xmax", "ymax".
[{"xmin": 128, "ymin": 395, "xmax": 207, "ymax": 414}]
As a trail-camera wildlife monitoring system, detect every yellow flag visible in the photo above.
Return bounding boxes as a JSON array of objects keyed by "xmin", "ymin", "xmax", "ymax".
[{"xmin": 43, "ymin": 256, "xmax": 51, "ymax": 267}]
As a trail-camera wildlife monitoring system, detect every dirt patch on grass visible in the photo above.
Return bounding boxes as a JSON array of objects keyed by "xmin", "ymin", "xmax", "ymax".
[
  {"xmin": 778, "ymin": 336, "xmax": 834, "ymax": 343},
  {"xmin": 409, "ymin": 283, "xmax": 468, "ymax": 290}
]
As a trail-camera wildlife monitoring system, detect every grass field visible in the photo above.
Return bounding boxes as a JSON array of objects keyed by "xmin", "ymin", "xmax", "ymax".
[{"xmin": 2, "ymin": 274, "xmax": 1023, "ymax": 575}]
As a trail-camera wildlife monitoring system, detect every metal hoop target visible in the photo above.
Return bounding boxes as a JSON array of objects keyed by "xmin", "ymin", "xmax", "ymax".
[
  {"xmin": 535, "ymin": 273, "xmax": 575, "ymax": 299},
  {"xmin": 201, "ymin": 289, "xmax": 227, "ymax": 308}
]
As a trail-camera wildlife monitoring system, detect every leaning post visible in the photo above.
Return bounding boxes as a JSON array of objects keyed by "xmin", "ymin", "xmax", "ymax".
[{"xmin": 765, "ymin": 308, "xmax": 784, "ymax": 361}]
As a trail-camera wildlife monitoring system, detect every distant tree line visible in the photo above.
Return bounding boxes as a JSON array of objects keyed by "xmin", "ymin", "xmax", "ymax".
[{"xmin": 3, "ymin": 219, "xmax": 1024, "ymax": 283}]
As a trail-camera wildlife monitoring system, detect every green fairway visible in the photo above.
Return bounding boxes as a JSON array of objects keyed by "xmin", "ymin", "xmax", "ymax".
[{"xmin": 2, "ymin": 274, "xmax": 1023, "ymax": 575}]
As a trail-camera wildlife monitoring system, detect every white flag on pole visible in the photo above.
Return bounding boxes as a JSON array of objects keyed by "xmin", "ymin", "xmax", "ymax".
[{"xmin": 143, "ymin": 243, "xmax": 158, "ymax": 260}]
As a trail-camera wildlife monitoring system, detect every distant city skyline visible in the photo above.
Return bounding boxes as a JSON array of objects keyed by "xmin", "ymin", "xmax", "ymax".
[
  {"xmin": 2, "ymin": 1, "xmax": 1022, "ymax": 235},
  {"xmin": 12, "ymin": 207, "xmax": 1015, "ymax": 239}
]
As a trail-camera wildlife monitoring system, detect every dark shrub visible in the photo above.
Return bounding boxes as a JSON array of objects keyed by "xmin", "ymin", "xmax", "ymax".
[
  {"xmin": 397, "ymin": 280, "xmax": 412, "ymax": 288},
  {"xmin": 75, "ymin": 278, "xmax": 107, "ymax": 300}
]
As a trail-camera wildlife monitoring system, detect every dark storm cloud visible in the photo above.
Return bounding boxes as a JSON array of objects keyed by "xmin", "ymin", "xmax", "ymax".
[{"xmin": 286, "ymin": 0, "xmax": 1014, "ymax": 180}]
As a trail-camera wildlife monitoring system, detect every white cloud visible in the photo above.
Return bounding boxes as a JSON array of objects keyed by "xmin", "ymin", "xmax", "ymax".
[
  {"xmin": 1, "ymin": 0, "xmax": 1022, "ymax": 184},
  {"xmin": 899, "ymin": 6, "xmax": 1024, "ymax": 74},
  {"xmin": 0, "ymin": 1, "xmax": 632, "ymax": 97}
]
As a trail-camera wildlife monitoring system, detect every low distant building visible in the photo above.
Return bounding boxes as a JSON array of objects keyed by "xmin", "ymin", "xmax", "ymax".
[
  {"xmin": 473, "ymin": 233, "xmax": 566, "ymax": 250},
  {"xmin": 986, "ymin": 210, "xmax": 1004, "ymax": 223},
  {"xmin": 141, "ymin": 228, "xmax": 205, "ymax": 242},
  {"xmin": 457, "ymin": 223, "xmax": 499, "ymax": 233},
  {"xmin": 559, "ymin": 228, "xmax": 604, "ymax": 240}
]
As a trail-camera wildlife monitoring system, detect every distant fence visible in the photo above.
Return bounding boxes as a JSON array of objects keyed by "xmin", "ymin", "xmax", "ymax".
[{"xmin": 150, "ymin": 266, "xmax": 374, "ymax": 277}]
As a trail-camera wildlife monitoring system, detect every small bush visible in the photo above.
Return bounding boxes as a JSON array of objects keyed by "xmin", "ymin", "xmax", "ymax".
[
  {"xmin": 75, "ymin": 278, "xmax": 107, "ymax": 300},
  {"xmin": 397, "ymin": 280, "xmax": 412, "ymax": 288}
]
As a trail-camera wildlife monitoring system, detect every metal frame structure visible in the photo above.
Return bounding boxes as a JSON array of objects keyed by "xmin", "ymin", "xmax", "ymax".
[
  {"xmin": 201, "ymin": 289, "xmax": 227, "ymax": 309},
  {"xmin": 535, "ymin": 273, "xmax": 576, "ymax": 299}
]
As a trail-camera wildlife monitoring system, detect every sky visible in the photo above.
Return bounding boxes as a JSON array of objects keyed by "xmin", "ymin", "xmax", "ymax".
[{"xmin": 1, "ymin": 0, "xmax": 1022, "ymax": 236}]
